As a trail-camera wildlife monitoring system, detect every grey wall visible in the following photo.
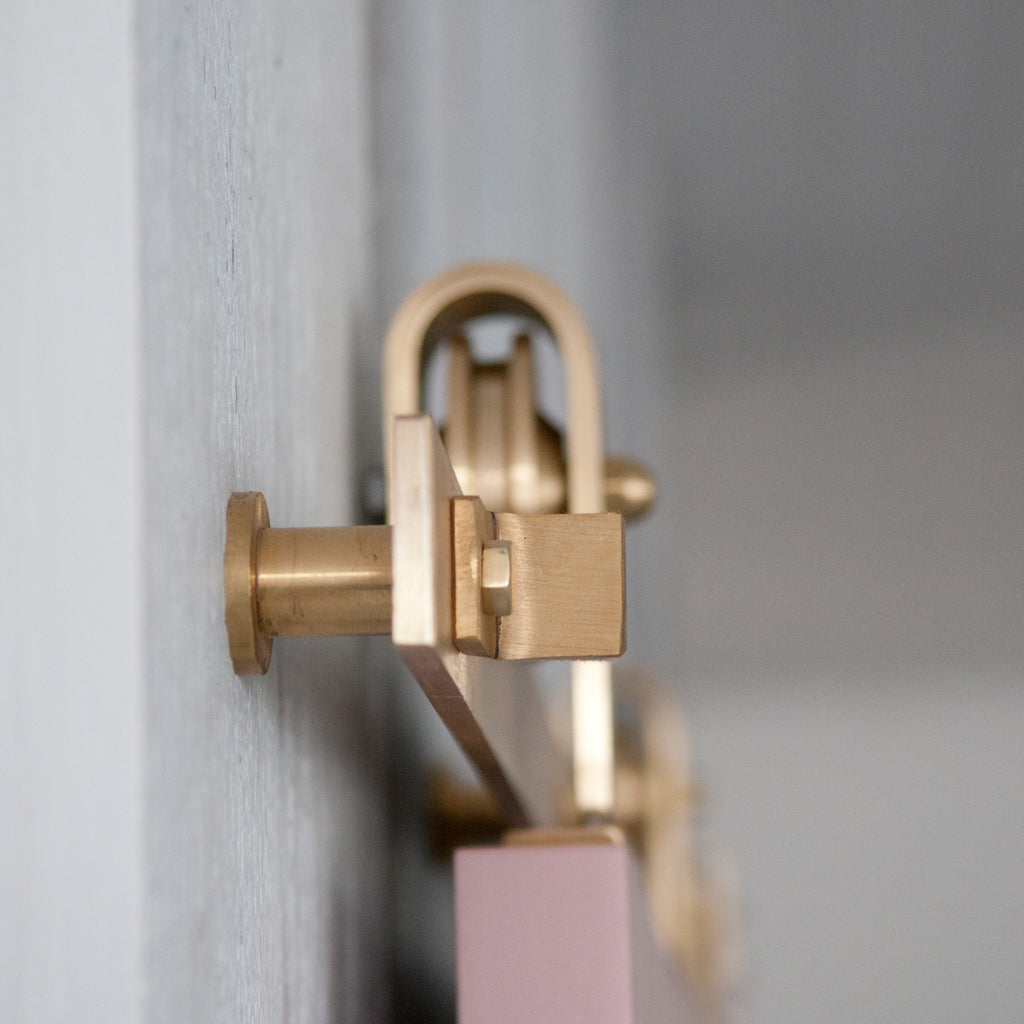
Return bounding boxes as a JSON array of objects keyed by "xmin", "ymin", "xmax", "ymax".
[
  {"xmin": 139, "ymin": 2, "xmax": 390, "ymax": 1021},
  {"xmin": 5, "ymin": 1, "xmax": 392, "ymax": 1022}
]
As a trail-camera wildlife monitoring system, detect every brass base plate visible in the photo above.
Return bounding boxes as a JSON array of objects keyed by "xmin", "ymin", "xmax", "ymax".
[{"xmin": 224, "ymin": 492, "xmax": 272, "ymax": 675}]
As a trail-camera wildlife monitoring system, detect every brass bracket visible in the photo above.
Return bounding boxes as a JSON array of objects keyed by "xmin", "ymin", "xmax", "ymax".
[
  {"xmin": 223, "ymin": 414, "xmax": 624, "ymax": 825},
  {"xmin": 384, "ymin": 263, "xmax": 655, "ymax": 522}
]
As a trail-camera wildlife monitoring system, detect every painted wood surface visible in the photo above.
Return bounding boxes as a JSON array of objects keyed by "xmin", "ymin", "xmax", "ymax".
[
  {"xmin": 138, "ymin": 2, "xmax": 384, "ymax": 1021},
  {"xmin": 456, "ymin": 845, "xmax": 697, "ymax": 1024}
]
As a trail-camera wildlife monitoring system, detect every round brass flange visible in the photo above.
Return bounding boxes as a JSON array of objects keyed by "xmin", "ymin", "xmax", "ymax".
[{"xmin": 224, "ymin": 491, "xmax": 273, "ymax": 675}]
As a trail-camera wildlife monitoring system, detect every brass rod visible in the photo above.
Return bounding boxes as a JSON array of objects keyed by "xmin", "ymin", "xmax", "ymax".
[{"xmin": 256, "ymin": 525, "xmax": 392, "ymax": 638}]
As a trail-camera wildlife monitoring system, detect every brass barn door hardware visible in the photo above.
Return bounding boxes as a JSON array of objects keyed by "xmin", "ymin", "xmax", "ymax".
[
  {"xmin": 225, "ymin": 262, "xmax": 654, "ymax": 827},
  {"xmin": 441, "ymin": 332, "xmax": 655, "ymax": 521},
  {"xmin": 222, "ymin": 263, "xmax": 742, "ymax": 1018},
  {"xmin": 383, "ymin": 262, "xmax": 655, "ymax": 523},
  {"xmin": 382, "ymin": 262, "xmax": 654, "ymax": 824}
]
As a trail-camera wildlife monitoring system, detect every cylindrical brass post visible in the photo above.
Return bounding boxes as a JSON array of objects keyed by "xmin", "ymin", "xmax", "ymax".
[
  {"xmin": 224, "ymin": 492, "xmax": 392, "ymax": 675},
  {"xmin": 256, "ymin": 526, "xmax": 391, "ymax": 638}
]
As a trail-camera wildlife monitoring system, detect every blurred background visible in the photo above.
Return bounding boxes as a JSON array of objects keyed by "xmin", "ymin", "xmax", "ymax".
[{"xmin": 370, "ymin": 4, "xmax": 1024, "ymax": 1022}]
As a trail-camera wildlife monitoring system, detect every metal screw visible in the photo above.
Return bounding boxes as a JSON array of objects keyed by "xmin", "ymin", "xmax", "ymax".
[{"xmin": 480, "ymin": 540, "xmax": 512, "ymax": 617}]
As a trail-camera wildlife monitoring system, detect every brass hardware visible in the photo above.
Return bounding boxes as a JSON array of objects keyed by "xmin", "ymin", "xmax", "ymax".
[
  {"xmin": 503, "ymin": 825, "xmax": 625, "ymax": 847},
  {"xmin": 610, "ymin": 672, "xmax": 741, "ymax": 1003},
  {"xmin": 480, "ymin": 542, "xmax": 512, "ymax": 617},
  {"xmin": 224, "ymin": 477, "xmax": 624, "ymax": 676},
  {"xmin": 383, "ymin": 263, "xmax": 608, "ymax": 517},
  {"xmin": 257, "ymin": 524, "xmax": 392, "ymax": 638},
  {"xmin": 226, "ymin": 263, "xmax": 645, "ymax": 826},
  {"xmin": 428, "ymin": 770, "xmax": 622, "ymax": 858},
  {"xmin": 429, "ymin": 771, "xmax": 507, "ymax": 855},
  {"xmin": 383, "ymin": 262, "xmax": 650, "ymax": 820},
  {"xmin": 444, "ymin": 334, "xmax": 567, "ymax": 515},
  {"xmin": 389, "ymin": 415, "xmax": 569, "ymax": 826},
  {"xmin": 444, "ymin": 332, "xmax": 656, "ymax": 521},
  {"xmin": 224, "ymin": 492, "xmax": 273, "ymax": 675},
  {"xmin": 450, "ymin": 495, "xmax": 625, "ymax": 661},
  {"xmin": 221, "ymin": 262, "xmax": 728, "ymax": 999},
  {"xmin": 491, "ymin": 512, "xmax": 624, "ymax": 660},
  {"xmin": 451, "ymin": 496, "xmax": 499, "ymax": 658},
  {"xmin": 603, "ymin": 455, "xmax": 657, "ymax": 521}
]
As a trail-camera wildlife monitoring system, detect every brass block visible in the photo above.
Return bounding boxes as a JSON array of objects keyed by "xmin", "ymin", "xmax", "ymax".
[
  {"xmin": 494, "ymin": 511, "xmax": 625, "ymax": 660},
  {"xmin": 453, "ymin": 500, "xmax": 626, "ymax": 661}
]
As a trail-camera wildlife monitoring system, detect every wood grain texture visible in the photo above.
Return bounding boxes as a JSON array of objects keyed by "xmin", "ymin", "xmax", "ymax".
[{"xmin": 138, "ymin": 3, "xmax": 387, "ymax": 1022}]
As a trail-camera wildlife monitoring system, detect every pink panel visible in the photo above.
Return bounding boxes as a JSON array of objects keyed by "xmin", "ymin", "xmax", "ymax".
[{"xmin": 455, "ymin": 844, "xmax": 696, "ymax": 1024}]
